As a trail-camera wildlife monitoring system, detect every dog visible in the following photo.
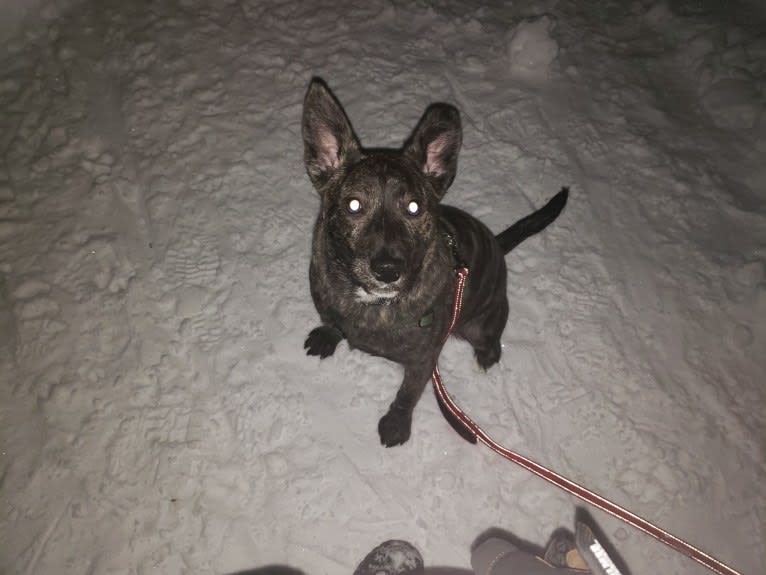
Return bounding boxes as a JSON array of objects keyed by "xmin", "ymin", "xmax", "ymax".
[{"xmin": 302, "ymin": 78, "xmax": 568, "ymax": 447}]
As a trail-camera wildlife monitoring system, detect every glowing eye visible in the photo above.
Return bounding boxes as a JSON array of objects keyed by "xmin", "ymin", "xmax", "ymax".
[
  {"xmin": 406, "ymin": 200, "xmax": 420, "ymax": 216},
  {"xmin": 347, "ymin": 198, "xmax": 362, "ymax": 213}
]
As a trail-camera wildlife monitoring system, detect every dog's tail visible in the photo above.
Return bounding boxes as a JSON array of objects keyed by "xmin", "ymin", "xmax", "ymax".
[{"xmin": 495, "ymin": 187, "xmax": 569, "ymax": 254}]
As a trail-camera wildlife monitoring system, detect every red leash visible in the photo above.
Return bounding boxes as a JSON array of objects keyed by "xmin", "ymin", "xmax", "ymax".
[{"xmin": 432, "ymin": 267, "xmax": 742, "ymax": 575}]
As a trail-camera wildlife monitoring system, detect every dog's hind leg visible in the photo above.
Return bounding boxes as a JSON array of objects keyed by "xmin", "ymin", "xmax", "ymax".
[
  {"xmin": 459, "ymin": 300, "xmax": 509, "ymax": 370},
  {"xmin": 472, "ymin": 336, "xmax": 502, "ymax": 371},
  {"xmin": 378, "ymin": 362, "xmax": 434, "ymax": 447}
]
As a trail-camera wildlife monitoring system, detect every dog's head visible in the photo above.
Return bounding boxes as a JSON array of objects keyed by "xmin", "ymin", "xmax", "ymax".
[{"xmin": 302, "ymin": 79, "xmax": 462, "ymax": 304}]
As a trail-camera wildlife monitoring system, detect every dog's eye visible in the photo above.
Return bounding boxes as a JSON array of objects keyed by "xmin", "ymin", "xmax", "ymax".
[
  {"xmin": 347, "ymin": 198, "xmax": 362, "ymax": 214},
  {"xmin": 405, "ymin": 200, "xmax": 420, "ymax": 216}
]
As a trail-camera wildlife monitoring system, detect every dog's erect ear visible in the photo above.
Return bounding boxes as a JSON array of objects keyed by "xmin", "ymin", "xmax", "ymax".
[
  {"xmin": 302, "ymin": 79, "xmax": 360, "ymax": 190},
  {"xmin": 404, "ymin": 104, "xmax": 462, "ymax": 199}
]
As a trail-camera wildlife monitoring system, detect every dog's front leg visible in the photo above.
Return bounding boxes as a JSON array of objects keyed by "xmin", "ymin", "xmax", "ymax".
[
  {"xmin": 378, "ymin": 362, "xmax": 434, "ymax": 447},
  {"xmin": 304, "ymin": 325, "xmax": 344, "ymax": 358}
]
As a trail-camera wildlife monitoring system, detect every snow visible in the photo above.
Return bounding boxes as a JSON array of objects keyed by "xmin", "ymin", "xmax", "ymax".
[
  {"xmin": 0, "ymin": 0, "xmax": 82, "ymax": 43},
  {"xmin": 507, "ymin": 15, "xmax": 559, "ymax": 77},
  {"xmin": 0, "ymin": 1, "xmax": 764, "ymax": 574}
]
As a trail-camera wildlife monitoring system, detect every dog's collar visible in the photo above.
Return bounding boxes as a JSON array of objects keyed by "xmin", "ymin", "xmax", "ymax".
[
  {"xmin": 413, "ymin": 232, "xmax": 465, "ymax": 329},
  {"xmin": 442, "ymin": 230, "xmax": 467, "ymax": 270},
  {"xmin": 357, "ymin": 299, "xmax": 434, "ymax": 328},
  {"xmin": 366, "ymin": 297, "xmax": 434, "ymax": 328}
]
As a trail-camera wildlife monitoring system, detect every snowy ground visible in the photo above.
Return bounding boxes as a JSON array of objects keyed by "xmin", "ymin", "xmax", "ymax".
[{"xmin": 1, "ymin": 1, "xmax": 764, "ymax": 574}]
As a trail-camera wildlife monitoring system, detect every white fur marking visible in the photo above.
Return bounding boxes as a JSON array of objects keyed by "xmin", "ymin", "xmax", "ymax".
[{"xmin": 355, "ymin": 287, "xmax": 398, "ymax": 303}]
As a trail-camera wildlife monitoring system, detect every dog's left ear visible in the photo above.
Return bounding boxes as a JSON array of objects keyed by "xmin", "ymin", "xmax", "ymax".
[{"xmin": 404, "ymin": 104, "xmax": 462, "ymax": 200}]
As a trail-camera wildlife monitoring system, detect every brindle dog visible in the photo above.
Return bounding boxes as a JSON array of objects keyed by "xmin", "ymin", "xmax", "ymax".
[{"xmin": 302, "ymin": 78, "xmax": 568, "ymax": 447}]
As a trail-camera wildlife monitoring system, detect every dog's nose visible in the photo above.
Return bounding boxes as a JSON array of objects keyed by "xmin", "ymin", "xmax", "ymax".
[{"xmin": 371, "ymin": 254, "xmax": 404, "ymax": 284}]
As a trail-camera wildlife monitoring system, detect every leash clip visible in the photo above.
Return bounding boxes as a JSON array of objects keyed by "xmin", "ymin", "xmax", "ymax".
[{"xmin": 443, "ymin": 231, "xmax": 469, "ymax": 273}]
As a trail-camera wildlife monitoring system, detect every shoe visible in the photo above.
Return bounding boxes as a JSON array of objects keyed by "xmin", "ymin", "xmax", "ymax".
[
  {"xmin": 353, "ymin": 540, "xmax": 424, "ymax": 575},
  {"xmin": 543, "ymin": 529, "xmax": 589, "ymax": 571},
  {"xmin": 574, "ymin": 521, "xmax": 624, "ymax": 575}
]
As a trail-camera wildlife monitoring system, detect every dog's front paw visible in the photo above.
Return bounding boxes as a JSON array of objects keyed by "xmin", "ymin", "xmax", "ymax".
[
  {"xmin": 378, "ymin": 408, "xmax": 412, "ymax": 447},
  {"xmin": 304, "ymin": 325, "xmax": 343, "ymax": 358}
]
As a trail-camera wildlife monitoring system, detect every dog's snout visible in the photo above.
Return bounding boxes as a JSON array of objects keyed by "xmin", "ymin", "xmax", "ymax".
[{"xmin": 371, "ymin": 254, "xmax": 404, "ymax": 284}]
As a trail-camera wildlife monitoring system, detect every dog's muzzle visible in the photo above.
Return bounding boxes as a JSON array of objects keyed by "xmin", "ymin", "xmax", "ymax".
[
  {"xmin": 352, "ymin": 253, "xmax": 406, "ymax": 304},
  {"xmin": 370, "ymin": 253, "xmax": 405, "ymax": 284}
]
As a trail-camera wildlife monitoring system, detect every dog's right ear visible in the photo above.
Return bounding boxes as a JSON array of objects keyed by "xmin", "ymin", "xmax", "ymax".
[{"xmin": 302, "ymin": 79, "xmax": 360, "ymax": 190}]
